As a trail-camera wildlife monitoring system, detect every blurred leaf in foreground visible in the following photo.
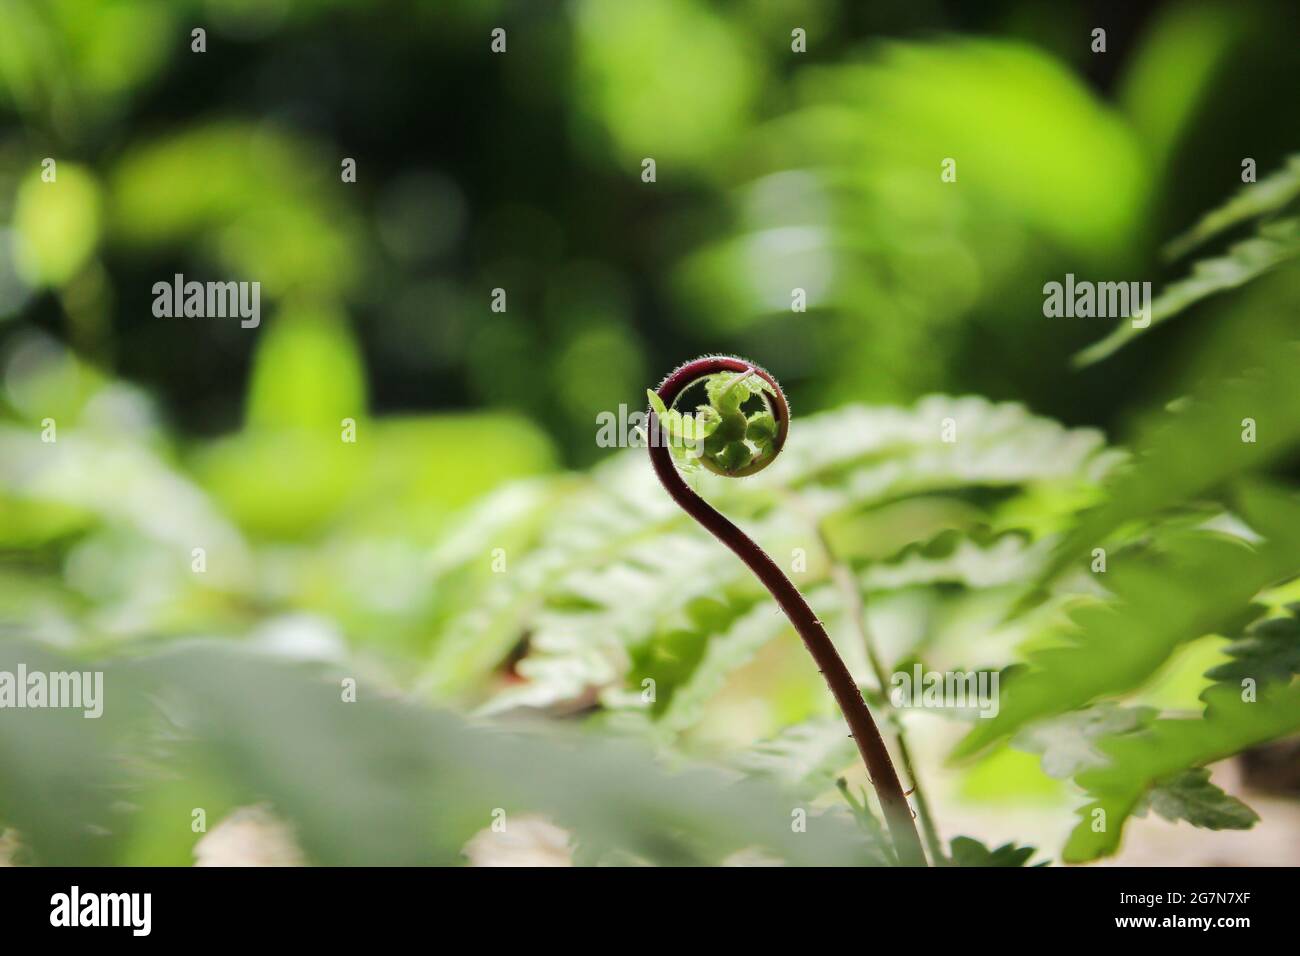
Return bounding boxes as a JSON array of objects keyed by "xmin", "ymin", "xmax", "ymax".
[{"xmin": 0, "ymin": 641, "xmax": 875, "ymax": 866}]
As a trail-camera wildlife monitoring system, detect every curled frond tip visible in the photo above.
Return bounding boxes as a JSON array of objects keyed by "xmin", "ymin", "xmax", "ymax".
[{"xmin": 647, "ymin": 355, "xmax": 789, "ymax": 478}]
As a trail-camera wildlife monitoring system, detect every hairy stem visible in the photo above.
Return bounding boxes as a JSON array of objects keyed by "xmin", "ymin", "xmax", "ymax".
[
  {"xmin": 813, "ymin": 520, "xmax": 946, "ymax": 865},
  {"xmin": 647, "ymin": 356, "xmax": 927, "ymax": 866}
]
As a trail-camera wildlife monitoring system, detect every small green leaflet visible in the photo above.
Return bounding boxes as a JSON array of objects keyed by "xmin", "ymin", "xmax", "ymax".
[
  {"xmin": 646, "ymin": 388, "xmax": 719, "ymax": 472},
  {"xmin": 704, "ymin": 370, "xmax": 776, "ymax": 414},
  {"xmin": 949, "ymin": 836, "xmax": 1042, "ymax": 867},
  {"xmin": 1205, "ymin": 603, "xmax": 1300, "ymax": 690},
  {"xmin": 1138, "ymin": 768, "xmax": 1259, "ymax": 831}
]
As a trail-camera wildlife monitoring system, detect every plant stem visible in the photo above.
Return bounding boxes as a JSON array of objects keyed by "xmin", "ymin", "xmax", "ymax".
[
  {"xmin": 647, "ymin": 356, "xmax": 927, "ymax": 866},
  {"xmin": 811, "ymin": 520, "xmax": 946, "ymax": 865}
]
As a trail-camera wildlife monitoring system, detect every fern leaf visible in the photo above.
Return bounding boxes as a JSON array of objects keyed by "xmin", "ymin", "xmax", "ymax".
[
  {"xmin": 1205, "ymin": 603, "xmax": 1300, "ymax": 687},
  {"xmin": 1164, "ymin": 154, "xmax": 1300, "ymax": 261},
  {"xmin": 0, "ymin": 640, "xmax": 877, "ymax": 866},
  {"xmin": 1037, "ymin": 341, "xmax": 1300, "ymax": 590},
  {"xmin": 1062, "ymin": 681, "xmax": 1298, "ymax": 861},
  {"xmin": 432, "ymin": 398, "xmax": 1112, "ymax": 727},
  {"xmin": 957, "ymin": 485, "xmax": 1300, "ymax": 758},
  {"xmin": 1138, "ymin": 768, "xmax": 1259, "ymax": 831},
  {"xmin": 1076, "ymin": 217, "xmax": 1300, "ymax": 365},
  {"xmin": 652, "ymin": 588, "xmax": 838, "ymax": 734},
  {"xmin": 1061, "ymin": 601, "xmax": 1298, "ymax": 859},
  {"xmin": 733, "ymin": 716, "xmax": 861, "ymax": 794}
]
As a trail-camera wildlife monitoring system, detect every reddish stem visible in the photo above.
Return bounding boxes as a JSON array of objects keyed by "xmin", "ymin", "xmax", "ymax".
[{"xmin": 647, "ymin": 355, "xmax": 927, "ymax": 866}]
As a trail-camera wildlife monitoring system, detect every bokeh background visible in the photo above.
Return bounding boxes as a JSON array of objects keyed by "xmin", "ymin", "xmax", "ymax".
[{"xmin": 1, "ymin": 0, "xmax": 1298, "ymax": 866}]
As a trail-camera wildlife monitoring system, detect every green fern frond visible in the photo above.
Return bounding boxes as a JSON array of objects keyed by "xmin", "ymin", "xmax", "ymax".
[
  {"xmin": 1076, "ymin": 216, "xmax": 1300, "ymax": 365},
  {"xmin": 1062, "ymin": 681, "xmax": 1298, "ymax": 861},
  {"xmin": 957, "ymin": 485, "xmax": 1300, "ymax": 759},
  {"xmin": 434, "ymin": 398, "xmax": 1113, "ymax": 731},
  {"xmin": 733, "ymin": 717, "xmax": 861, "ymax": 795},
  {"xmin": 1164, "ymin": 154, "xmax": 1300, "ymax": 261}
]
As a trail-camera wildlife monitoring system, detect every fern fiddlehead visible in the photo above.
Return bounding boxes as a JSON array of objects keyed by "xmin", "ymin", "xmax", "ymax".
[{"xmin": 646, "ymin": 355, "xmax": 928, "ymax": 866}]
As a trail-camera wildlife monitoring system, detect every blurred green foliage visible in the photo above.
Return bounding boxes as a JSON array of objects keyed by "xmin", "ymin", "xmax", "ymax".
[{"xmin": 0, "ymin": 0, "xmax": 1298, "ymax": 865}]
